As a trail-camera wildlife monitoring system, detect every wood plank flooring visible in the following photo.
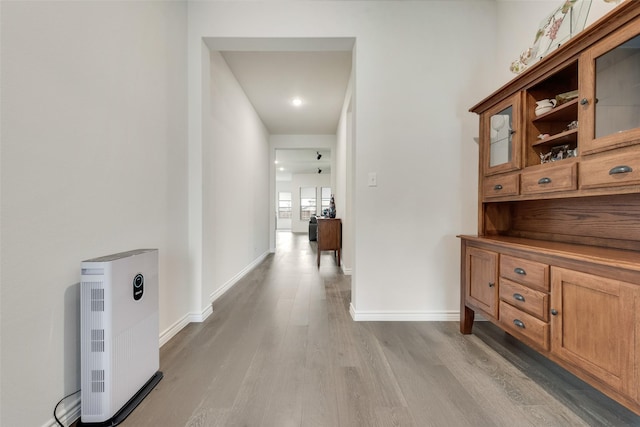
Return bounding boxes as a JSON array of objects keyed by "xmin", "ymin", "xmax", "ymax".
[{"xmin": 119, "ymin": 232, "xmax": 640, "ymax": 427}]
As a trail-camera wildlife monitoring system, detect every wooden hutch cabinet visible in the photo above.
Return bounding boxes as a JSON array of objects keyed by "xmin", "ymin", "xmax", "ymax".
[{"xmin": 459, "ymin": 2, "xmax": 640, "ymax": 415}]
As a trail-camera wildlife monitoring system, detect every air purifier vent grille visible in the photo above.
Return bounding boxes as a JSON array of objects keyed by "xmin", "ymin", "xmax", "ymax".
[
  {"xmin": 90, "ymin": 286, "xmax": 104, "ymax": 312},
  {"xmin": 91, "ymin": 329, "xmax": 105, "ymax": 352},
  {"xmin": 91, "ymin": 370, "xmax": 105, "ymax": 393}
]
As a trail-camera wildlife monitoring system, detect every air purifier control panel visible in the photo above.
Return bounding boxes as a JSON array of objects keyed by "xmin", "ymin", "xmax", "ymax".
[{"xmin": 133, "ymin": 273, "xmax": 144, "ymax": 301}]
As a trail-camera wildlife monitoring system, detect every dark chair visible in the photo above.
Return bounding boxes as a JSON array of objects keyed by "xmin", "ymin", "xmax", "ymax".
[{"xmin": 308, "ymin": 216, "xmax": 318, "ymax": 241}]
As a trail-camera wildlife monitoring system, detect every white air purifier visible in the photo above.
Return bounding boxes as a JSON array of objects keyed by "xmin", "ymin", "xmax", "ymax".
[{"xmin": 80, "ymin": 249, "xmax": 163, "ymax": 426}]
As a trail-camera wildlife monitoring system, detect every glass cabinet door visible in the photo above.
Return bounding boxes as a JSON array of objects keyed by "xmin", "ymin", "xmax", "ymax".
[
  {"xmin": 490, "ymin": 106, "xmax": 512, "ymax": 167},
  {"xmin": 579, "ymin": 24, "xmax": 640, "ymax": 154},
  {"xmin": 483, "ymin": 94, "xmax": 522, "ymax": 176}
]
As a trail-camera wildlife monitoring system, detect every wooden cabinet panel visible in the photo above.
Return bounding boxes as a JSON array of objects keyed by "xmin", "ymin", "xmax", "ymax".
[
  {"xmin": 580, "ymin": 149, "xmax": 640, "ymax": 189},
  {"xmin": 465, "ymin": 247, "xmax": 498, "ymax": 318},
  {"xmin": 520, "ymin": 162, "xmax": 577, "ymax": 195},
  {"xmin": 551, "ymin": 267, "xmax": 637, "ymax": 399},
  {"xmin": 316, "ymin": 218, "xmax": 341, "ymax": 267},
  {"xmin": 499, "ymin": 301, "xmax": 550, "ymax": 351},
  {"xmin": 483, "ymin": 173, "xmax": 519, "ymax": 199},
  {"xmin": 460, "ymin": 236, "xmax": 640, "ymax": 413},
  {"xmin": 500, "ymin": 255, "xmax": 549, "ymax": 291},
  {"xmin": 499, "ymin": 277, "xmax": 549, "ymax": 321}
]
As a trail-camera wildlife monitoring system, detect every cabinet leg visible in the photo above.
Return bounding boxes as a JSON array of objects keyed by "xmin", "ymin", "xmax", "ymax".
[
  {"xmin": 460, "ymin": 305, "xmax": 475, "ymax": 334},
  {"xmin": 317, "ymin": 250, "xmax": 320, "ymax": 268}
]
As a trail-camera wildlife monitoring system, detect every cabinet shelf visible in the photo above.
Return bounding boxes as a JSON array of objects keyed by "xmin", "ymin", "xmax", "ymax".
[
  {"xmin": 458, "ymin": 235, "xmax": 640, "ymax": 273},
  {"xmin": 532, "ymin": 98, "xmax": 578, "ymax": 122},
  {"xmin": 531, "ymin": 128, "xmax": 578, "ymax": 148}
]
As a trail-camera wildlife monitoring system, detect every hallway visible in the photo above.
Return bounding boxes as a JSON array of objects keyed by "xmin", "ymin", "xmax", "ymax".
[{"xmin": 121, "ymin": 232, "xmax": 639, "ymax": 427}]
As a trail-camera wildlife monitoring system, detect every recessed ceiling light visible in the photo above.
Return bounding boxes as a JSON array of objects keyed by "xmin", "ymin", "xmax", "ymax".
[
  {"xmin": 274, "ymin": 160, "xmax": 279, "ymax": 164},
  {"xmin": 279, "ymin": 167, "xmax": 284, "ymax": 171},
  {"xmin": 291, "ymin": 97, "xmax": 303, "ymax": 107}
]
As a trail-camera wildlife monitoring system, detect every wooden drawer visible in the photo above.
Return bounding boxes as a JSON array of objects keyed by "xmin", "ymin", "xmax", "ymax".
[
  {"xmin": 580, "ymin": 149, "xmax": 640, "ymax": 189},
  {"xmin": 499, "ymin": 301, "xmax": 549, "ymax": 351},
  {"xmin": 483, "ymin": 173, "xmax": 519, "ymax": 199},
  {"xmin": 500, "ymin": 254, "xmax": 549, "ymax": 292},
  {"xmin": 520, "ymin": 162, "xmax": 577, "ymax": 195},
  {"xmin": 499, "ymin": 277, "xmax": 549, "ymax": 321}
]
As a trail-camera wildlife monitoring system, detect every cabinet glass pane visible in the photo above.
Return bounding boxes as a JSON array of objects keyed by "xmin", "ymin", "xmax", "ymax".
[
  {"xmin": 595, "ymin": 35, "xmax": 640, "ymax": 139},
  {"xmin": 489, "ymin": 106, "xmax": 513, "ymax": 167}
]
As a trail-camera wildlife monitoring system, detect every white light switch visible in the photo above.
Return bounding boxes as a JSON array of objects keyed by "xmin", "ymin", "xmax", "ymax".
[{"xmin": 368, "ymin": 172, "xmax": 377, "ymax": 187}]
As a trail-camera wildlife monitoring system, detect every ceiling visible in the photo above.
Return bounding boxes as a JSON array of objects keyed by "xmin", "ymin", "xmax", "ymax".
[
  {"xmin": 275, "ymin": 149, "xmax": 332, "ymax": 181},
  {"xmin": 221, "ymin": 50, "xmax": 353, "ymax": 135},
  {"xmin": 205, "ymin": 38, "xmax": 353, "ymax": 179}
]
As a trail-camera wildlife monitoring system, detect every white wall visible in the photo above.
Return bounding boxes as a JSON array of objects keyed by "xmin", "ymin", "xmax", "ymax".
[
  {"xmin": 202, "ymin": 50, "xmax": 271, "ymax": 309},
  {"xmin": 335, "ymin": 73, "xmax": 354, "ymax": 274},
  {"xmin": 1, "ymin": 2, "xmax": 189, "ymax": 426},
  {"xmin": 495, "ymin": 0, "xmax": 624, "ymax": 90},
  {"xmin": 291, "ymin": 174, "xmax": 332, "ymax": 233}
]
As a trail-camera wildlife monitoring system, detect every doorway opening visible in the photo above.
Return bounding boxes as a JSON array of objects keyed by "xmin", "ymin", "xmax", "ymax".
[{"xmin": 203, "ymin": 36, "xmax": 355, "ymax": 274}]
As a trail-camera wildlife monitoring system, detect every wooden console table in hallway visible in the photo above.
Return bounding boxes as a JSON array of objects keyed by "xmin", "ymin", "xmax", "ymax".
[{"xmin": 316, "ymin": 218, "xmax": 341, "ymax": 267}]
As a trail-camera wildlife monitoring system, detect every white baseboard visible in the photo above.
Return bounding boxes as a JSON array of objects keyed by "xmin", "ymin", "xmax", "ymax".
[
  {"xmin": 160, "ymin": 253, "xmax": 270, "ymax": 346},
  {"xmin": 158, "ymin": 304, "xmax": 213, "ymax": 347},
  {"xmin": 209, "ymin": 251, "xmax": 269, "ymax": 304},
  {"xmin": 43, "ymin": 395, "xmax": 80, "ymax": 427},
  {"xmin": 160, "ymin": 252, "xmax": 268, "ymax": 349},
  {"xmin": 191, "ymin": 304, "xmax": 213, "ymax": 323},
  {"xmin": 349, "ymin": 303, "xmax": 459, "ymax": 321},
  {"xmin": 159, "ymin": 312, "xmax": 191, "ymax": 347},
  {"xmin": 341, "ymin": 266, "xmax": 352, "ymax": 275},
  {"xmin": 161, "ymin": 252, "xmax": 269, "ymax": 347}
]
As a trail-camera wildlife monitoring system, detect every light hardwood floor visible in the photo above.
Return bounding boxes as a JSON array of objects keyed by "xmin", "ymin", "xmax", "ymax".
[{"xmin": 118, "ymin": 232, "xmax": 640, "ymax": 427}]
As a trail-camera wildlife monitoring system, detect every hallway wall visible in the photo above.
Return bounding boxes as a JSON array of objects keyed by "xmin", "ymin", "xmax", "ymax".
[
  {"xmin": 1, "ymin": 2, "xmax": 189, "ymax": 425},
  {"xmin": 334, "ymin": 75, "xmax": 354, "ymax": 274},
  {"xmin": 202, "ymin": 50, "xmax": 271, "ymax": 310}
]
